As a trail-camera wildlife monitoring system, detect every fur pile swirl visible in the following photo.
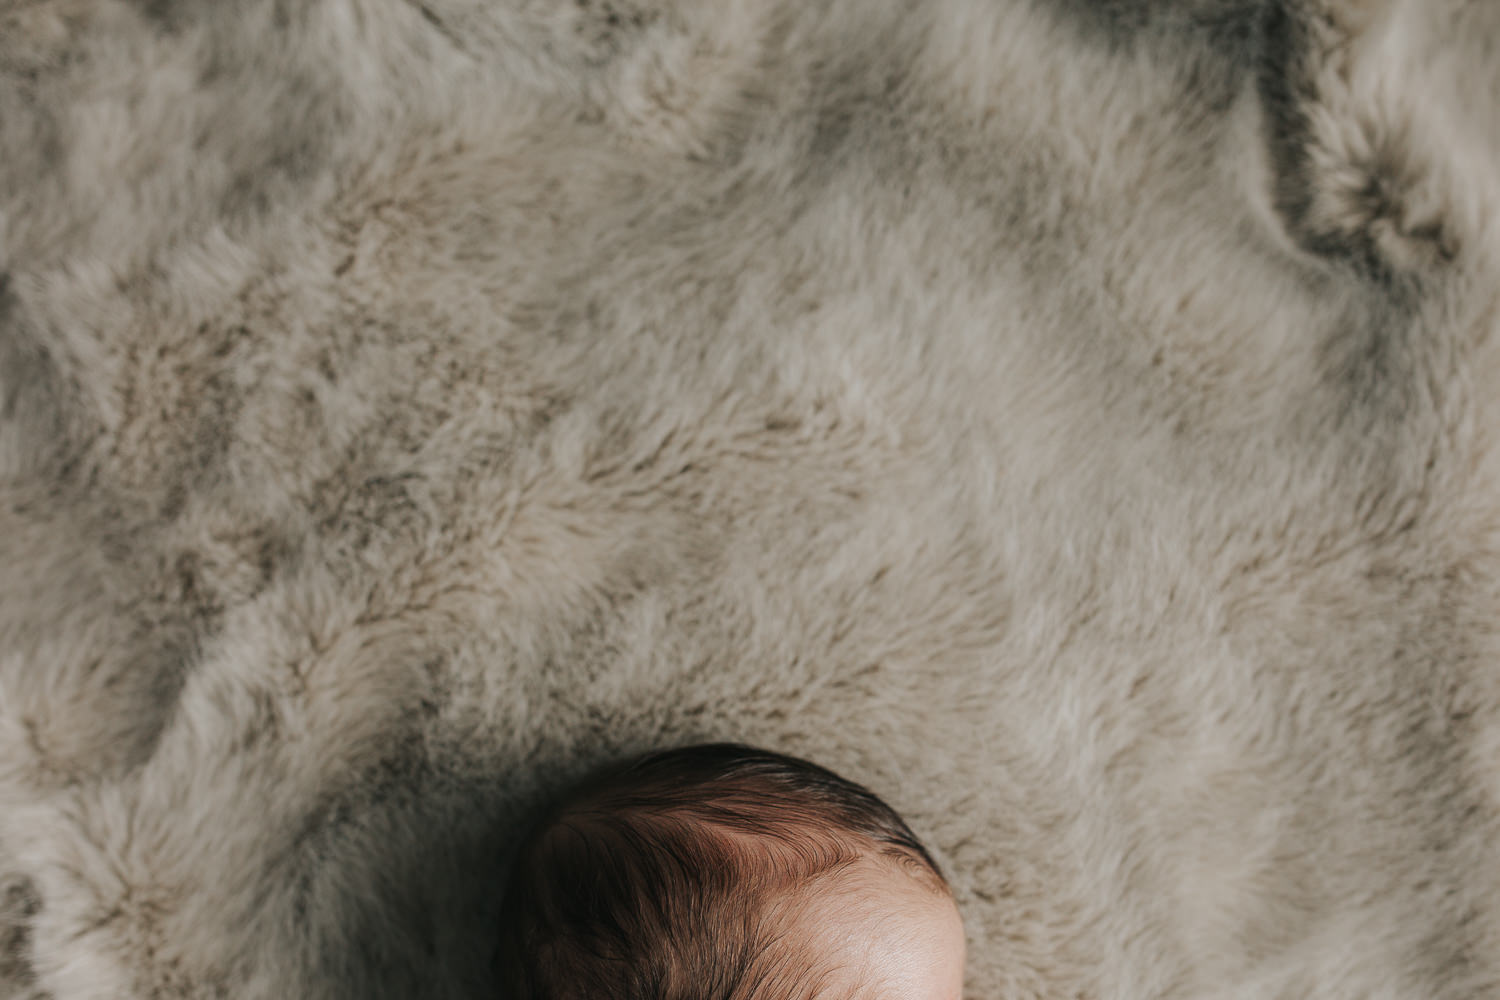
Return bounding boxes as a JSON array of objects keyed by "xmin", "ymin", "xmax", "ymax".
[{"xmin": 3, "ymin": 1, "xmax": 1500, "ymax": 996}]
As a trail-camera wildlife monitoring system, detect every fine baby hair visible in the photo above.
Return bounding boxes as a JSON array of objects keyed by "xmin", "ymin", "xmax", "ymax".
[{"xmin": 496, "ymin": 743, "xmax": 957, "ymax": 1000}]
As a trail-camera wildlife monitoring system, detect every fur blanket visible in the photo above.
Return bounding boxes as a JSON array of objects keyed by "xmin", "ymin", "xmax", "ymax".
[{"xmin": 4, "ymin": 0, "xmax": 1500, "ymax": 996}]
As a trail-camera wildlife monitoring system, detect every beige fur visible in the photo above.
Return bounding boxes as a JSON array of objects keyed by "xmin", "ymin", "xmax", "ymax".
[{"xmin": 3, "ymin": 1, "xmax": 1500, "ymax": 996}]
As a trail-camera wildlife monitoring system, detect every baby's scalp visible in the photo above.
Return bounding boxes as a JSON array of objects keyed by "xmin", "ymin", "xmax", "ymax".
[{"xmin": 496, "ymin": 744, "xmax": 963, "ymax": 1000}]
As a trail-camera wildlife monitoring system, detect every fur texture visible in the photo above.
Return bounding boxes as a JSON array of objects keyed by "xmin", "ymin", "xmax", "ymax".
[{"xmin": 3, "ymin": 0, "xmax": 1500, "ymax": 996}]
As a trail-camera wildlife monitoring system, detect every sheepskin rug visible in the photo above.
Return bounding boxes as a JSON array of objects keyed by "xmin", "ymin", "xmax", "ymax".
[{"xmin": 4, "ymin": 0, "xmax": 1500, "ymax": 996}]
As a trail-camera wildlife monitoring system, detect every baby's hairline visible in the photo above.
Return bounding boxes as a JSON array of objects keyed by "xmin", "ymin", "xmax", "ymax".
[
  {"xmin": 550, "ymin": 781, "xmax": 954, "ymax": 901},
  {"xmin": 497, "ymin": 743, "xmax": 954, "ymax": 999}
]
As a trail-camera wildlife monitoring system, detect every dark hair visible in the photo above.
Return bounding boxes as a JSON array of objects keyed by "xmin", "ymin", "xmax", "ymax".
[{"xmin": 495, "ymin": 743, "xmax": 948, "ymax": 999}]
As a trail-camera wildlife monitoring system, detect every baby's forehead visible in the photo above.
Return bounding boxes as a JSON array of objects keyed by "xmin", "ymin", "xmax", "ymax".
[{"xmin": 762, "ymin": 850, "xmax": 967, "ymax": 996}]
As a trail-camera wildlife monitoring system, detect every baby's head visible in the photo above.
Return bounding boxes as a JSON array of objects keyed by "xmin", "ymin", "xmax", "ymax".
[{"xmin": 496, "ymin": 743, "xmax": 964, "ymax": 1000}]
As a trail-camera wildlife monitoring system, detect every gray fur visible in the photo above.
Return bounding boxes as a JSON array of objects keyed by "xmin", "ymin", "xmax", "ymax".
[{"xmin": 3, "ymin": 0, "xmax": 1500, "ymax": 996}]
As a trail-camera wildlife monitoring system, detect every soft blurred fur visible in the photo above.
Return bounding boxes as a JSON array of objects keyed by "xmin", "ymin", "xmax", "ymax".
[{"xmin": 3, "ymin": 0, "xmax": 1500, "ymax": 996}]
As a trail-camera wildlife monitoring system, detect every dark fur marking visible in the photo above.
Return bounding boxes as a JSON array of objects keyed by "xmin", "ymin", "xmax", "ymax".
[
  {"xmin": 1042, "ymin": 0, "xmax": 1262, "ymax": 60},
  {"xmin": 0, "ymin": 876, "xmax": 43, "ymax": 996},
  {"xmin": 402, "ymin": 0, "xmax": 469, "ymax": 55},
  {"xmin": 1255, "ymin": 1, "xmax": 1433, "ymax": 291}
]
